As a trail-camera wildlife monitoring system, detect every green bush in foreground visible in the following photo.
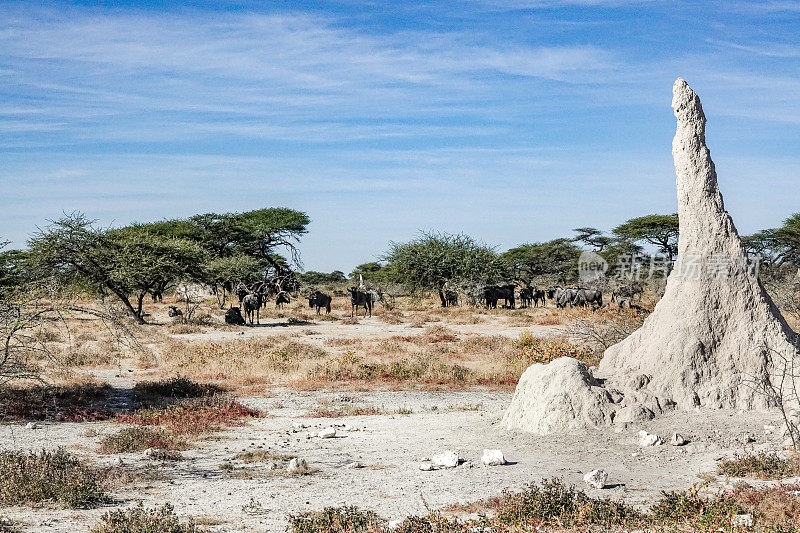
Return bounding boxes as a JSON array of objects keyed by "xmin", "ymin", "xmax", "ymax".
[
  {"xmin": 0, "ymin": 448, "xmax": 106, "ymax": 508},
  {"xmin": 92, "ymin": 503, "xmax": 199, "ymax": 533}
]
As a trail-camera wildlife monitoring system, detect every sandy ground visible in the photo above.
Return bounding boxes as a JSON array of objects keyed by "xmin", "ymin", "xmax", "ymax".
[
  {"xmin": 0, "ymin": 382, "xmax": 789, "ymax": 532},
  {"xmin": 170, "ymin": 315, "xmax": 557, "ymax": 345}
]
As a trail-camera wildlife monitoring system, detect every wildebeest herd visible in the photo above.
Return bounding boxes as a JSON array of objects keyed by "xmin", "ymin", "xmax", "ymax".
[{"xmin": 221, "ymin": 280, "xmax": 645, "ymax": 326}]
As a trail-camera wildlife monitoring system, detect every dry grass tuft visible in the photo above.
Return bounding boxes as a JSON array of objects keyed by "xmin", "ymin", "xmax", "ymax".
[
  {"xmin": 116, "ymin": 396, "xmax": 262, "ymax": 436},
  {"xmin": 0, "ymin": 383, "xmax": 113, "ymax": 422},
  {"xmin": 132, "ymin": 377, "xmax": 223, "ymax": 407},
  {"xmin": 0, "ymin": 449, "xmax": 107, "ymax": 508},
  {"xmin": 91, "ymin": 503, "xmax": 200, "ymax": 533},
  {"xmin": 99, "ymin": 427, "xmax": 188, "ymax": 453},
  {"xmin": 718, "ymin": 452, "xmax": 800, "ymax": 480}
]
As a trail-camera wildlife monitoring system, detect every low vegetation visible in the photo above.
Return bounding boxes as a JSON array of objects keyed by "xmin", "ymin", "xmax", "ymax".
[
  {"xmin": 718, "ymin": 452, "xmax": 800, "ymax": 480},
  {"xmin": 116, "ymin": 396, "xmax": 261, "ymax": 436},
  {"xmin": 99, "ymin": 427, "xmax": 188, "ymax": 454},
  {"xmin": 0, "ymin": 382, "xmax": 112, "ymax": 422},
  {"xmin": 0, "ymin": 449, "xmax": 107, "ymax": 508},
  {"xmin": 91, "ymin": 503, "xmax": 200, "ymax": 533},
  {"xmin": 132, "ymin": 377, "xmax": 223, "ymax": 407},
  {"xmin": 288, "ymin": 479, "xmax": 800, "ymax": 532}
]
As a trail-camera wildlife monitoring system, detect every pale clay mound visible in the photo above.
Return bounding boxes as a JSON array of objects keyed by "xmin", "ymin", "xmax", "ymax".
[{"xmin": 503, "ymin": 78, "xmax": 799, "ymax": 435}]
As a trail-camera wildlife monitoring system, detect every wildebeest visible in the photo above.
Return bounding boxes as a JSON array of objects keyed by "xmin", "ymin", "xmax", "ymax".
[
  {"xmin": 308, "ymin": 290, "xmax": 332, "ymax": 314},
  {"xmin": 572, "ymin": 288, "xmax": 603, "ymax": 309},
  {"xmin": 168, "ymin": 305, "xmax": 183, "ymax": 317},
  {"xmin": 519, "ymin": 287, "xmax": 533, "ymax": 308},
  {"xmin": 242, "ymin": 293, "xmax": 260, "ymax": 325},
  {"xmin": 482, "ymin": 284, "xmax": 516, "ymax": 309},
  {"xmin": 531, "ymin": 288, "xmax": 546, "ymax": 307},
  {"xmin": 612, "ymin": 283, "xmax": 644, "ymax": 303},
  {"xmin": 444, "ymin": 289, "xmax": 458, "ymax": 307},
  {"xmin": 348, "ymin": 287, "xmax": 373, "ymax": 317},
  {"xmin": 275, "ymin": 291, "xmax": 291, "ymax": 309},
  {"xmin": 224, "ymin": 306, "xmax": 246, "ymax": 325}
]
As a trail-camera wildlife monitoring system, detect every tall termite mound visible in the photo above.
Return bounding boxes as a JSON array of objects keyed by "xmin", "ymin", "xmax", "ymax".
[{"xmin": 503, "ymin": 79, "xmax": 798, "ymax": 435}]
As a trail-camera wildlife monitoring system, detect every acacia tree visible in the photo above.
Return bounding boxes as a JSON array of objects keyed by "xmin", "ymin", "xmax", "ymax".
[
  {"xmin": 204, "ymin": 254, "xmax": 265, "ymax": 307},
  {"xmin": 384, "ymin": 232, "xmax": 501, "ymax": 306},
  {"xmin": 501, "ymin": 239, "xmax": 582, "ymax": 286},
  {"xmin": 571, "ymin": 227, "xmax": 612, "ymax": 251},
  {"xmin": 29, "ymin": 214, "xmax": 205, "ymax": 324},
  {"xmin": 613, "ymin": 214, "xmax": 679, "ymax": 262}
]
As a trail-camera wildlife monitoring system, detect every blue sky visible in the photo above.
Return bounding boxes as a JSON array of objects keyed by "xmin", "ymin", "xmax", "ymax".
[{"xmin": 1, "ymin": 0, "xmax": 799, "ymax": 271}]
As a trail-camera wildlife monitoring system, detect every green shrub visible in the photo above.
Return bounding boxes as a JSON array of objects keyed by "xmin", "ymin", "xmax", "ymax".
[
  {"xmin": 0, "ymin": 449, "xmax": 106, "ymax": 508},
  {"xmin": 92, "ymin": 503, "xmax": 199, "ymax": 533}
]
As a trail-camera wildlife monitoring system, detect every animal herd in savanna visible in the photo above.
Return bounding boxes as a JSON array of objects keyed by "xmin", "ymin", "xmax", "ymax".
[{"xmin": 222, "ymin": 276, "xmax": 647, "ymax": 326}]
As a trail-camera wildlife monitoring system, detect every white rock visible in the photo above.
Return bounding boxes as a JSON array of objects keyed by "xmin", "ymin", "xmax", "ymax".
[
  {"xmin": 670, "ymin": 433, "xmax": 687, "ymax": 446},
  {"xmin": 481, "ymin": 449, "xmax": 506, "ymax": 466},
  {"xmin": 388, "ymin": 519, "xmax": 404, "ymax": 529},
  {"xmin": 734, "ymin": 514, "xmax": 753, "ymax": 527},
  {"xmin": 286, "ymin": 458, "xmax": 309, "ymax": 475},
  {"xmin": 25, "ymin": 422, "xmax": 39, "ymax": 430},
  {"xmin": 292, "ymin": 421, "xmax": 308, "ymax": 430},
  {"xmin": 345, "ymin": 461, "xmax": 362, "ymax": 469},
  {"xmin": 266, "ymin": 462, "xmax": 279, "ymax": 471},
  {"xmin": 418, "ymin": 461, "xmax": 435, "ymax": 471},
  {"xmin": 431, "ymin": 450, "xmax": 460, "ymax": 468},
  {"xmin": 638, "ymin": 430, "xmax": 663, "ymax": 447},
  {"xmin": 583, "ymin": 469, "xmax": 608, "ymax": 489},
  {"xmin": 318, "ymin": 427, "xmax": 336, "ymax": 439}
]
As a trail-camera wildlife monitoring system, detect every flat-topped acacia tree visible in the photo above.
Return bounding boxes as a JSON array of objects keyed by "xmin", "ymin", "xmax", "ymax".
[{"xmin": 28, "ymin": 208, "xmax": 309, "ymax": 323}]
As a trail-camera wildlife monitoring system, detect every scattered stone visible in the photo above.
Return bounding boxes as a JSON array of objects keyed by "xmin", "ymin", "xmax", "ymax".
[
  {"xmin": 431, "ymin": 450, "xmax": 460, "ymax": 468},
  {"xmin": 764, "ymin": 425, "xmax": 776, "ymax": 434},
  {"xmin": 670, "ymin": 433, "xmax": 687, "ymax": 446},
  {"xmin": 292, "ymin": 422, "xmax": 308, "ymax": 430},
  {"xmin": 735, "ymin": 514, "xmax": 754, "ymax": 527},
  {"xmin": 287, "ymin": 458, "xmax": 309, "ymax": 475},
  {"xmin": 738, "ymin": 432, "xmax": 756, "ymax": 444},
  {"xmin": 638, "ymin": 430, "xmax": 663, "ymax": 447},
  {"xmin": 25, "ymin": 422, "xmax": 39, "ymax": 430},
  {"xmin": 481, "ymin": 449, "xmax": 506, "ymax": 466},
  {"xmin": 318, "ymin": 427, "xmax": 337, "ymax": 439},
  {"xmin": 266, "ymin": 462, "xmax": 279, "ymax": 471},
  {"xmin": 583, "ymin": 469, "xmax": 608, "ymax": 489},
  {"xmin": 418, "ymin": 461, "xmax": 435, "ymax": 471}
]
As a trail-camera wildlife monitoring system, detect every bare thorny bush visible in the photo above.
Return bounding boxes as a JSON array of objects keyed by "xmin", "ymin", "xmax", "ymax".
[
  {"xmin": 561, "ymin": 309, "xmax": 647, "ymax": 355},
  {"xmin": 1, "ymin": 282, "xmax": 144, "ymax": 384},
  {"xmin": 747, "ymin": 339, "xmax": 800, "ymax": 451}
]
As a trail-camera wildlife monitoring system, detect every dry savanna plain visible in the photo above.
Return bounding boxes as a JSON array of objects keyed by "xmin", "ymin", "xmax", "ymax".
[{"xmin": 2, "ymin": 291, "xmax": 800, "ymax": 532}]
